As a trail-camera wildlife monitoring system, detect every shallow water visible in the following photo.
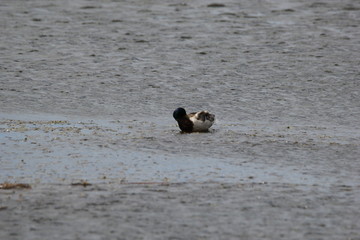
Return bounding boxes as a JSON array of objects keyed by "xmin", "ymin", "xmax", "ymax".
[
  {"xmin": 1, "ymin": 112, "xmax": 359, "ymax": 188},
  {"xmin": 1, "ymin": 0, "xmax": 360, "ymax": 239},
  {"xmin": 1, "ymin": 0, "xmax": 360, "ymax": 126},
  {"xmin": 0, "ymin": 0, "xmax": 359, "ymax": 189}
]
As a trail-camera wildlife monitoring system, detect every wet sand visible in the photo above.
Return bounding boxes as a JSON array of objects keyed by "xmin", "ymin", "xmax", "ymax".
[{"xmin": 1, "ymin": 0, "xmax": 360, "ymax": 239}]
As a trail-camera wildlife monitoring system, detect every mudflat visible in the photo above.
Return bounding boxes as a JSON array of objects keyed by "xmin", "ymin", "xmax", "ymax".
[{"xmin": 1, "ymin": 0, "xmax": 360, "ymax": 239}]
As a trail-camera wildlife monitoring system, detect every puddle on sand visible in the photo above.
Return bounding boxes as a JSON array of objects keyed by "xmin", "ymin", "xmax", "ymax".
[
  {"xmin": 1, "ymin": 113, "xmax": 359, "ymax": 187},
  {"xmin": 0, "ymin": 143, "xmax": 323, "ymax": 186}
]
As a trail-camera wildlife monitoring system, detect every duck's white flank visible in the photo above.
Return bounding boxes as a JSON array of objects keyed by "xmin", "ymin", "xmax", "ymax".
[{"xmin": 189, "ymin": 111, "xmax": 214, "ymax": 132}]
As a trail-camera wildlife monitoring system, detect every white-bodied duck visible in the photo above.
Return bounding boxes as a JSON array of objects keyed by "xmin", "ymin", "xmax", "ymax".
[{"xmin": 173, "ymin": 107, "xmax": 215, "ymax": 133}]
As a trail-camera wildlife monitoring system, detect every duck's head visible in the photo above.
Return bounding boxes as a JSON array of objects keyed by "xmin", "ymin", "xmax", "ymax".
[{"xmin": 173, "ymin": 107, "xmax": 186, "ymax": 120}]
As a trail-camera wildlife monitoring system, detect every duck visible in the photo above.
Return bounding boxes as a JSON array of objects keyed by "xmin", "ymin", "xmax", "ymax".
[{"xmin": 173, "ymin": 107, "xmax": 215, "ymax": 133}]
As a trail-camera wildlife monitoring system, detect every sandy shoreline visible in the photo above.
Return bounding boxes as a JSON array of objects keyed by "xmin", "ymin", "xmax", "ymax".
[{"xmin": 1, "ymin": 182, "xmax": 360, "ymax": 240}]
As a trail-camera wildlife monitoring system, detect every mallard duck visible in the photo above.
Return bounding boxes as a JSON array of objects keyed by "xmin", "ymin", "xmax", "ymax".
[{"xmin": 173, "ymin": 107, "xmax": 215, "ymax": 132}]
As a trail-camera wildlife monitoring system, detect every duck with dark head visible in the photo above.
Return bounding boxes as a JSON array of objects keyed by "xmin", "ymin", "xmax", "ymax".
[{"xmin": 173, "ymin": 107, "xmax": 215, "ymax": 133}]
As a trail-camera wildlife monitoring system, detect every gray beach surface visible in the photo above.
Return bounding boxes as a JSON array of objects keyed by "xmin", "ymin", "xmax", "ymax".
[{"xmin": 1, "ymin": 0, "xmax": 360, "ymax": 239}]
